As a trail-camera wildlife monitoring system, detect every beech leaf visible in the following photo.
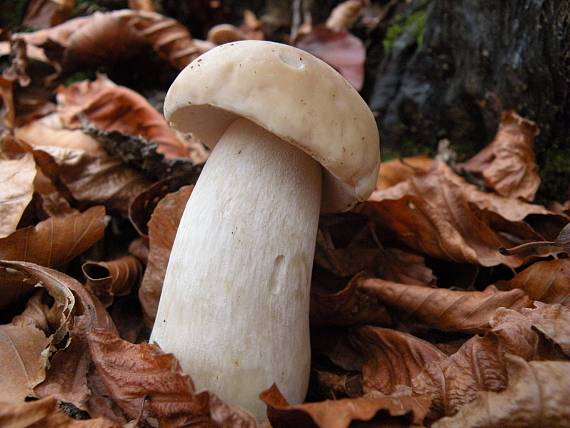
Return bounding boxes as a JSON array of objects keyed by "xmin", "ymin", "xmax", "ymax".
[
  {"xmin": 0, "ymin": 150, "xmax": 36, "ymax": 238},
  {"xmin": 87, "ymin": 329, "xmax": 256, "ymax": 426},
  {"xmin": 432, "ymin": 356, "xmax": 570, "ymax": 428},
  {"xmin": 0, "ymin": 396, "xmax": 119, "ymax": 428},
  {"xmin": 261, "ymin": 384, "xmax": 430, "ymax": 428},
  {"xmin": 360, "ymin": 277, "xmax": 531, "ymax": 334},
  {"xmin": 0, "ymin": 206, "xmax": 106, "ymax": 268},
  {"xmin": 57, "ymin": 75, "xmax": 190, "ymax": 158},
  {"xmin": 462, "ymin": 111, "xmax": 540, "ymax": 201},
  {"xmin": 496, "ymin": 258, "xmax": 570, "ymax": 305},
  {"xmin": 83, "ymin": 255, "xmax": 143, "ymax": 307},
  {"xmin": 138, "ymin": 185, "xmax": 193, "ymax": 326}
]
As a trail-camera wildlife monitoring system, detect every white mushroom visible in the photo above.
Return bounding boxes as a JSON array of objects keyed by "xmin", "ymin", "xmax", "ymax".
[{"xmin": 151, "ymin": 40, "xmax": 380, "ymax": 419}]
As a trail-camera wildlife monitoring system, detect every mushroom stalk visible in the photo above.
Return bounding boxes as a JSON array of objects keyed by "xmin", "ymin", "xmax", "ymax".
[{"xmin": 151, "ymin": 118, "xmax": 322, "ymax": 418}]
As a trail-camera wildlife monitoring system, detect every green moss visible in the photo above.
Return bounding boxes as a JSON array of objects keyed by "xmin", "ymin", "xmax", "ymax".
[
  {"xmin": 382, "ymin": 137, "xmax": 434, "ymax": 161},
  {"xmin": 537, "ymin": 145, "xmax": 570, "ymax": 203},
  {"xmin": 383, "ymin": 3, "xmax": 428, "ymax": 54},
  {"xmin": 63, "ymin": 70, "xmax": 97, "ymax": 86}
]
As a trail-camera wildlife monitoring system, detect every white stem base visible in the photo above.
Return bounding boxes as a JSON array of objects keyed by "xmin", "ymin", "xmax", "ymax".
[{"xmin": 151, "ymin": 118, "xmax": 322, "ymax": 418}]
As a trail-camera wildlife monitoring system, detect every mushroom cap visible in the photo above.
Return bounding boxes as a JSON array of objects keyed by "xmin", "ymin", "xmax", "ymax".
[{"xmin": 164, "ymin": 40, "xmax": 380, "ymax": 212}]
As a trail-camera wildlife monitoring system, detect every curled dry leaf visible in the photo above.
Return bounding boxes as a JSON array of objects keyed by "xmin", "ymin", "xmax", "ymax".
[
  {"xmin": 326, "ymin": 0, "xmax": 367, "ymax": 31},
  {"xmin": 496, "ymin": 258, "xmax": 570, "ymax": 305},
  {"xmin": 261, "ymin": 384, "xmax": 430, "ymax": 428},
  {"xmin": 317, "ymin": 326, "xmax": 446, "ymax": 396},
  {"xmin": 0, "ymin": 149, "xmax": 36, "ymax": 238},
  {"xmin": 0, "ymin": 396, "xmax": 119, "ymax": 428},
  {"xmin": 295, "ymin": 26, "xmax": 365, "ymax": 90},
  {"xmin": 411, "ymin": 305, "xmax": 564, "ymax": 420},
  {"xmin": 207, "ymin": 24, "xmax": 244, "ymax": 45},
  {"xmin": 57, "ymin": 75, "xmax": 188, "ymax": 158},
  {"xmin": 310, "ymin": 276, "xmax": 391, "ymax": 327},
  {"xmin": 0, "ymin": 206, "xmax": 106, "ymax": 268},
  {"xmin": 432, "ymin": 356, "xmax": 570, "ymax": 428},
  {"xmin": 462, "ymin": 111, "xmax": 540, "ymax": 201},
  {"xmin": 83, "ymin": 255, "xmax": 143, "ymax": 307},
  {"xmin": 17, "ymin": 114, "xmax": 153, "ymax": 215},
  {"xmin": 20, "ymin": 10, "xmax": 208, "ymax": 72},
  {"xmin": 520, "ymin": 302, "xmax": 570, "ymax": 356},
  {"xmin": 0, "ymin": 260, "xmax": 115, "ymax": 407},
  {"xmin": 376, "ymin": 247, "xmax": 436, "ymax": 286},
  {"xmin": 87, "ymin": 329, "xmax": 256, "ymax": 426},
  {"xmin": 499, "ymin": 222, "xmax": 570, "ymax": 258},
  {"xmin": 139, "ymin": 185, "xmax": 193, "ymax": 326},
  {"xmin": 362, "ymin": 161, "xmax": 538, "ymax": 267},
  {"xmin": 0, "ymin": 260, "xmax": 73, "ymax": 403},
  {"xmin": 360, "ymin": 277, "xmax": 531, "ymax": 334},
  {"xmin": 375, "ymin": 156, "xmax": 433, "ymax": 191},
  {"xmin": 23, "ymin": 0, "xmax": 76, "ymax": 29}
]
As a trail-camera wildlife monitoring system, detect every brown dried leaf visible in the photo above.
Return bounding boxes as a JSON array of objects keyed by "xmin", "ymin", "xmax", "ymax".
[
  {"xmin": 0, "ymin": 149, "xmax": 36, "ymax": 238},
  {"xmin": 432, "ymin": 356, "xmax": 570, "ymax": 428},
  {"xmin": 295, "ymin": 26, "xmax": 365, "ymax": 90},
  {"xmin": 261, "ymin": 384, "xmax": 430, "ymax": 428},
  {"xmin": 139, "ymin": 185, "xmax": 193, "ymax": 326},
  {"xmin": 0, "ymin": 260, "xmax": 115, "ymax": 407},
  {"xmin": 377, "ymin": 248, "xmax": 436, "ymax": 286},
  {"xmin": 499, "ymin": 222, "xmax": 570, "ymax": 258},
  {"xmin": 362, "ymin": 162, "xmax": 539, "ymax": 267},
  {"xmin": 23, "ymin": 0, "xmax": 75, "ymax": 29},
  {"xmin": 83, "ymin": 255, "xmax": 143, "ymax": 307},
  {"xmin": 0, "ymin": 206, "xmax": 106, "ymax": 268},
  {"xmin": 20, "ymin": 10, "xmax": 208, "ymax": 72},
  {"xmin": 376, "ymin": 156, "xmax": 433, "ymax": 191},
  {"xmin": 520, "ymin": 302, "xmax": 570, "ymax": 356},
  {"xmin": 412, "ymin": 305, "xmax": 563, "ymax": 420},
  {"xmin": 318, "ymin": 326, "xmax": 446, "ymax": 395},
  {"xmin": 361, "ymin": 277, "xmax": 531, "ymax": 334},
  {"xmin": 311, "ymin": 276, "xmax": 392, "ymax": 327},
  {"xmin": 57, "ymin": 75, "xmax": 188, "ymax": 158},
  {"xmin": 0, "ymin": 396, "xmax": 119, "ymax": 428},
  {"xmin": 87, "ymin": 329, "xmax": 256, "ymax": 426},
  {"xmin": 326, "ymin": 0, "xmax": 367, "ymax": 31},
  {"xmin": 496, "ymin": 258, "xmax": 570, "ymax": 305},
  {"xmin": 462, "ymin": 111, "xmax": 540, "ymax": 201},
  {"xmin": 0, "ymin": 324, "xmax": 49, "ymax": 402}
]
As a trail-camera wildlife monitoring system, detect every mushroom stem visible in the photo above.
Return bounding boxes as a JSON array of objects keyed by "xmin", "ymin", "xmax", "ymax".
[{"xmin": 151, "ymin": 118, "xmax": 322, "ymax": 418}]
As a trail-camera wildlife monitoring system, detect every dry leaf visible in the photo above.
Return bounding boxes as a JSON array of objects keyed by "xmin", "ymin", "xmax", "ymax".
[
  {"xmin": 83, "ymin": 255, "xmax": 143, "ymax": 307},
  {"xmin": 432, "ymin": 356, "xmax": 570, "ymax": 428},
  {"xmin": 326, "ymin": 0, "xmax": 367, "ymax": 31},
  {"xmin": 375, "ymin": 156, "xmax": 433, "ymax": 191},
  {"xmin": 376, "ymin": 248, "xmax": 436, "ymax": 286},
  {"xmin": 496, "ymin": 258, "xmax": 570, "ymax": 305},
  {"xmin": 87, "ymin": 329, "xmax": 256, "ymax": 426},
  {"xmin": 0, "ymin": 150, "xmax": 36, "ymax": 238},
  {"xmin": 318, "ymin": 326, "xmax": 446, "ymax": 395},
  {"xmin": 0, "ymin": 260, "xmax": 115, "ymax": 407},
  {"xmin": 20, "ymin": 10, "xmax": 208, "ymax": 72},
  {"xmin": 520, "ymin": 302, "xmax": 570, "ymax": 356},
  {"xmin": 57, "ymin": 75, "xmax": 188, "ymax": 158},
  {"xmin": 0, "ymin": 206, "xmax": 106, "ymax": 268},
  {"xmin": 412, "ymin": 305, "xmax": 564, "ymax": 420},
  {"xmin": 499, "ymin": 222, "xmax": 570, "ymax": 258},
  {"xmin": 0, "ymin": 324, "xmax": 49, "ymax": 403},
  {"xmin": 0, "ymin": 396, "xmax": 119, "ymax": 428},
  {"xmin": 462, "ymin": 111, "xmax": 540, "ymax": 201},
  {"xmin": 311, "ymin": 276, "xmax": 392, "ymax": 327},
  {"xmin": 362, "ymin": 161, "xmax": 538, "ymax": 267},
  {"xmin": 139, "ymin": 185, "xmax": 193, "ymax": 326},
  {"xmin": 295, "ymin": 26, "xmax": 365, "ymax": 90},
  {"xmin": 261, "ymin": 384, "xmax": 430, "ymax": 428},
  {"xmin": 23, "ymin": 0, "xmax": 76, "ymax": 29},
  {"xmin": 360, "ymin": 277, "xmax": 531, "ymax": 334}
]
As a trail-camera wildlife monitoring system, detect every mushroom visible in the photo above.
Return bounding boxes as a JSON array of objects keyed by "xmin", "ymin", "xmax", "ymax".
[{"xmin": 151, "ymin": 40, "xmax": 380, "ymax": 418}]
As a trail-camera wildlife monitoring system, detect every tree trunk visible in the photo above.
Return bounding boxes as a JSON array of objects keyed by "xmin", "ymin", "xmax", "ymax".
[{"xmin": 366, "ymin": 0, "xmax": 570, "ymax": 201}]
